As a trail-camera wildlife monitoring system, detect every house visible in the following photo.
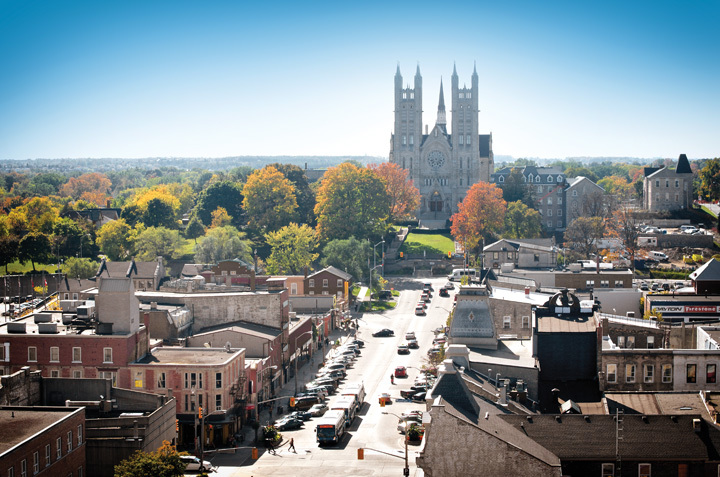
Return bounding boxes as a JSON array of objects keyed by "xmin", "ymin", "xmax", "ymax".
[
  {"xmin": 95, "ymin": 257, "xmax": 165, "ymax": 291},
  {"xmin": 484, "ymin": 238, "xmax": 557, "ymax": 269},
  {"xmin": 643, "ymin": 153, "xmax": 694, "ymax": 212},
  {"xmin": 689, "ymin": 258, "xmax": 720, "ymax": 295},
  {"xmin": 304, "ymin": 266, "xmax": 353, "ymax": 306},
  {"xmin": 61, "ymin": 207, "xmax": 121, "ymax": 228}
]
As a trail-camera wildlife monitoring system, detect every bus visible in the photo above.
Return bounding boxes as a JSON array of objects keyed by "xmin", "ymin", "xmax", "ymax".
[
  {"xmin": 341, "ymin": 382, "xmax": 366, "ymax": 409},
  {"xmin": 331, "ymin": 396, "xmax": 357, "ymax": 426},
  {"xmin": 316, "ymin": 410, "xmax": 346, "ymax": 446},
  {"xmin": 448, "ymin": 268, "xmax": 477, "ymax": 281}
]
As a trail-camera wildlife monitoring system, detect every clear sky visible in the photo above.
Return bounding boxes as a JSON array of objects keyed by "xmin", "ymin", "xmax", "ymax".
[{"xmin": 0, "ymin": 0, "xmax": 718, "ymax": 161}]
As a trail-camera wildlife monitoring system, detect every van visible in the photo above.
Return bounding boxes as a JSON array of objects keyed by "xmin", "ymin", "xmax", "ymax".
[
  {"xmin": 649, "ymin": 251, "xmax": 669, "ymax": 262},
  {"xmin": 448, "ymin": 268, "xmax": 477, "ymax": 281}
]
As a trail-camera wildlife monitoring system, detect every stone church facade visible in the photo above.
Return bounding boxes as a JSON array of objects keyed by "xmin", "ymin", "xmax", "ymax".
[{"xmin": 389, "ymin": 65, "xmax": 493, "ymax": 227}]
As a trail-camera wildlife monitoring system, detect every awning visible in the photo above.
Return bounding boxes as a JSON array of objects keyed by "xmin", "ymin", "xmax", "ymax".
[{"xmin": 245, "ymin": 405, "xmax": 256, "ymax": 410}]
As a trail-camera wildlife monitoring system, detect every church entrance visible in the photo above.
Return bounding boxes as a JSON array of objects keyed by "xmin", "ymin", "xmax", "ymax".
[{"xmin": 429, "ymin": 192, "xmax": 443, "ymax": 213}]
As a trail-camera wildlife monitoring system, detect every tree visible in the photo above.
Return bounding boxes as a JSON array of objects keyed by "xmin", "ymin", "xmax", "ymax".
[
  {"xmin": 0, "ymin": 234, "xmax": 20, "ymax": 274},
  {"xmin": 315, "ymin": 163, "xmax": 390, "ymax": 242},
  {"xmin": 504, "ymin": 201, "xmax": 542, "ymax": 239},
  {"xmin": 699, "ymin": 158, "xmax": 720, "ymax": 201},
  {"xmin": 321, "ymin": 237, "xmax": 372, "ymax": 283},
  {"xmin": 96, "ymin": 219, "xmax": 133, "ymax": 261},
  {"xmin": 114, "ymin": 440, "xmax": 185, "ymax": 477},
  {"xmin": 60, "ymin": 172, "xmax": 111, "ymax": 206},
  {"xmin": 265, "ymin": 223, "xmax": 318, "ymax": 275},
  {"xmin": 499, "ymin": 168, "xmax": 534, "ymax": 207},
  {"xmin": 582, "ymin": 190, "xmax": 611, "ymax": 219},
  {"xmin": 185, "ymin": 215, "xmax": 206, "ymax": 244},
  {"xmin": 210, "ymin": 207, "xmax": 233, "ymax": 228},
  {"xmin": 607, "ymin": 206, "xmax": 640, "ymax": 270},
  {"xmin": 133, "ymin": 226, "xmax": 184, "ymax": 262},
  {"xmin": 194, "ymin": 226, "xmax": 251, "ymax": 264},
  {"xmin": 142, "ymin": 198, "xmax": 178, "ymax": 229},
  {"xmin": 563, "ymin": 166, "xmax": 598, "ymax": 183},
  {"xmin": 368, "ymin": 162, "xmax": 420, "ymax": 222},
  {"xmin": 242, "ymin": 166, "xmax": 298, "ymax": 233},
  {"xmin": 18, "ymin": 232, "xmax": 52, "ymax": 271},
  {"xmin": 64, "ymin": 257, "xmax": 99, "ymax": 279},
  {"xmin": 268, "ymin": 163, "xmax": 316, "ymax": 225},
  {"xmin": 52, "ymin": 217, "xmax": 91, "ymax": 259},
  {"xmin": 598, "ymin": 175, "xmax": 633, "ymax": 200},
  {"xmin": 563, "ymin": 217, "xmax": 605, "ymax": 259},
  {"xmin": 450, "ymin": 182, "xmax": 507, "ymax": 253},
  {"xmin": 195, "ymin": 181, "xmax": 245, "ymax": 227}
]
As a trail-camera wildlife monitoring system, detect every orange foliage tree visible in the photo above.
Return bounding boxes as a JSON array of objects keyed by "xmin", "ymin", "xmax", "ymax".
[
  {"xmin": 367, "ymin": 162, "xmax": 420, "ymax": 222},
  {"xmin": 60, "ymin": 173, "xmax": 111, "ymax": 206},
  {"xmin": 450, "ymin": 182, "xmax": 507, "ymax": 253}
]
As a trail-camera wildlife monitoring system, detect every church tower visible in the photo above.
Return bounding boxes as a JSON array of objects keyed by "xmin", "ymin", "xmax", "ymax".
[{"xmin": 390, "ymin": 64, "xmax": 493, "ymax": 228}]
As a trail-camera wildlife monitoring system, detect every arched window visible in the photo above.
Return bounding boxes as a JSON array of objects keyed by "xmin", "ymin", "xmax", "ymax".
[
  {"xmin": 528, "ymin": 175, "xmax": 533, "ymax": 183},
  {"xmin": 536, "ymin": 175, "xmax": 541, "ymax": 182},
  {"xmin": 499, "ymin": 175, "xmax": 505, "ymax": 183},
  {"xmin": 548, "ymin": 176, "xmax": 554, "ymax": 182}
]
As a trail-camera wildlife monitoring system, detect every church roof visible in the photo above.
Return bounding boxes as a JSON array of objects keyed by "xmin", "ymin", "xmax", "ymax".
[
  {"xmin": 689, "ymin": 258, "xmax": 720, "ymax": 281},
  {"xmin": 676, "ymin": 153, "xmax": 692, "ymax": 174}
]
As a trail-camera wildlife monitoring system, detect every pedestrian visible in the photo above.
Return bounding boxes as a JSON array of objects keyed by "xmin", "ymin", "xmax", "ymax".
[
  {"xmin": 289, "ymin": 437, "xmax": 296, "ymax": 453},
  {"xmin": 390, "ymin": 374, "xmax": 394, "ymax": 384}
]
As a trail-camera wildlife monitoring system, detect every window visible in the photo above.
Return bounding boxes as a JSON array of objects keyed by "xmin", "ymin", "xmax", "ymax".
[
  {"xmin": 528, "ymin": 175, "xmax": 533, "ymax": 183},
  {"xmin": 102, "ymin": 347, "xmax": 112, "ymax": 363},
  {"xmin": 466, "ymin": 134, "xmax": 471, "ymax": 145},
  {"xmin": 627, "ymin": 336, "xmax": 635, "ymax": 348},
  {"xmin": 28, "ymin": 347, "xmax": 37, "ymax": 362},
  {"xmin": 185, "ymin": 372, "xmax": 202, "ymax": 389},
  {"xmin": 558, "ymin": 197, "xmax": 562, "ymax": 204},
  {"xmin": 19, "ymin": 460, "xmax": 25, "ymax": 477},
  {"xmin": 498, "ymin": 175, "xmax": 505, "ymax": 183},
  {"xmin": 572, "ymin": 190, "xmax": 578, "ymax": 196},
  {"xmin": 662, "ymin": 364, "xmax": 672, "ymax": 383},
  {"xmin": 402, "ymin": 135, "xmax": 406, "ymax": 145},
  {"xmin": 0, "ymin": 344, "xmax": 5, "ymax": 362},
  {"xmin": 78, "ymin": 466, "xmax": 82, "ymax": 477},
  {"xmin": 323, "ymin": 279, "xmax": 328, "ymax": 288},
  {"xmin": 157, "ymin": 372, "xmax": 166, "ymax": 388},
  {"xmin": 558, "ymin": 220, "xmax": 563, "ymax": 228},
  {"xmin": 647, "ymin": 336, "xmax": 655, "ymax": 349},
  {"xmin": 216, "ymin": 372, "xmax": 222, "ymax": 389},
  {"xmin": 290, "ymin": 283, "xmax": 297, "ymax": 295},
  {"xmin": 615, "ymin": 280, "xmax": 624, "ymax": 288},
  {"xmin": 600, "ymin": 280, "xmax": 609, "ymax": 288},
  {"xmin": 73, "ymin": 370, "xmax": 82, "ymax": 379},
  {"xmin": 57, "ymin": 437, "xmax": 62, "ymax": 460},
  {"xmin": 675, "ymin": 193, "xmax": 679, "ymax": 202},
  {"xmin": 626, "ymin": 364, "xmax": 636, "ymax": 383},
  {"xmin": 45, "ymin": 445, "xmax": 51, "ymax": 467},
  {"xmin": 548, "ymin": 175, "xmax": 554, "ymax": 182},
  {"xmin": 586, "ymin": 280, "xmax": 594, "ymax": 288},
  {"xmin": 618, "ymin": 336, "xmax": 626, "ymax": 348},
  {"xmin": 708, "ymin": 364, "xmax": 716, "ymax": 384},
  {"xmin": 409, "ymin": 134, "xmax": 414, "ymax": 145},
  {"xmin": 535, "ymin": 175, "xmax": 540, "ymax": 183},
  {"xmin": 99, "ymin": 371, "xmax": 116, "ymax": 386},
  {"xmin": 687, "ymin": 364, "xmax": 697, "ymax": 383},
  {"xmin": 644, "ymin": 364, "xmax": 654, "ymax": 383},
  {"xmin": 503, "ymin": 316, "xmax": 511, "ymax": 329},
  {"xmin": 50, "ymin": 347, "xmax": 59, "ymax": 362},
  {"xmin": 8, "ymin": 467, "xmax": 13, "ymax": 477},
  {"xmin": 459, "ymin": 134, "xmax": 464, "ymax": 145},
  {"xmin": 547, "ymin": 220, "xmax": 552, "ymax": 228},
  {"xmin": 308, "ymin": 279, "xmax": 315, "ymax": 288},
  {"xmin": 72, "ymin": 347, "xmax": 81, "ymax": 363},
  {"xmin": 665, "ymin": 179, "xmax": 669, "ymax": 187},
  {"xmin": 216, "ymin": 394, "xmax": 222, "ymax": 411},
  {"xmin": 77, "ymin": 425, "xmax": 82, "ymax": 446},
  {"xmin": 67, "ymin": 431, "xmax": 72, "ymax": 452},
  {"xmin": 50, "ymin": 370, "xmax": 60, "ymax": 378},
  {"xmin": 493, "ymin": 252, "xmax": 499, "ymax": 259},
  {"xmin": 547, "ymin": 209, "xmax": 552, "ymax": 217},
  {"xmin": 337, "ymin": 279, "xmax": 342, "ymax": 287},
  {"xmin": 507, "ymin": 252, "xmax": 513, "ymax": 260},
  {"xmin": 33, "ymin": 452, "xmax": 38, "ymax": 474},
  {"xmin": 639, "ymin": 463, "xmax": 651, "ymax": 477},
  {"xmin": 522, "ymin": 316, "xmax": 530, "ymax": 329},
  {"xmin": 557, "ymin": 175, "xmax": 563, "ymax": 182},
  {"xmin": 675, "ymin": 179, "xmax": 679, "ymax": 188},
  {"xmin": 72, "ymin": 293, "xmax": 78, "ymax": 300}
]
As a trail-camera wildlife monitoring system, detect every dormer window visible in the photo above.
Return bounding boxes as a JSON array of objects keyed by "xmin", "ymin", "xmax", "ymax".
[
  {"xmin": 499, "ymin": 175, "xmax": 505, "ymax": 183},
  {"xmin": 528, "ymin": 175, "xmax": 533, "ymax": 183},
  {"xmin": 548, "ymin": 176, "xmax": 554, "ymax": 182},
  {"xmin": 536, "ymin": 175, "xmax": 541, "ymax": 182},
  {"xmin": 557, "ymin": 175, "xmax": 563, "ymax": 182}
]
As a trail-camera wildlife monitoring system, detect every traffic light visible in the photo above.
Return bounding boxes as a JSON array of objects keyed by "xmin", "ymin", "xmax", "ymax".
[
  {"xmin": 357, "ymin": 448, "xmax": 364, "ymax": 460},
  {"xmin": 198, "ymin": 406, "xmax": 202, "ymax": 419},
  {"xmin": 290, "ymin": 397, "xmax": 296, "ymax": 408},
  {"xmin": 175, "ymin": 419, "xmax": 179, "ymax": 432},
  {"xmin": 399, "ymin": 251, "xmax": 403, "ymax": 259},
  {"xmin": 380, "ymin": 399, "xmax": 385, "ymax": 407},
  {"xmin": 448, "ymin": 251, "xmax": 452, "ymax": 258}
]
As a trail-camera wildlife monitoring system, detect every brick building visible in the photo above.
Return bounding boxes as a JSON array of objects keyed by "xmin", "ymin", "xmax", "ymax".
[
  {"xmin": 0, "ymin": 406, "xmax": 86, "ymax": 477},
  {"xmin": 304, "ymin": 266, "xmax": 352, "ymax": 304}
]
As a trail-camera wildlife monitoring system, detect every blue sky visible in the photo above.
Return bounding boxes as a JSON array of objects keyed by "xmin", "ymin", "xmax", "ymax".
[{"xmin": 0, "ymin": 0, "xmax": 718, "ymax": 161}]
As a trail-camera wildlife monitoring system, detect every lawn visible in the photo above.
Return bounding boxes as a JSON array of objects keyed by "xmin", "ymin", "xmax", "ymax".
[{"xmin": 400, "ymin": 232, "xmax": 455, "ymax": 255}]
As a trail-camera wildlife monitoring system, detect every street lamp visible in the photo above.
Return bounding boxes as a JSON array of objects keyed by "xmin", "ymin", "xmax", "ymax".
[
  {"xmin": 373, "ymin": 240, "xmax": 385, "ymax": 275},
  {"xmin": 382, "ymin": 411, "xmax": 409, "ymax": 476},
  {"xmin": 294, "ymin": 331, "xmax": 314, "ymax": 395}
]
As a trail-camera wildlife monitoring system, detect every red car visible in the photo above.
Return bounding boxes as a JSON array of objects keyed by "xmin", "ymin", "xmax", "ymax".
[{"xmin": 395, "ymin": 366, "xmax": 408, "ymax": 378}]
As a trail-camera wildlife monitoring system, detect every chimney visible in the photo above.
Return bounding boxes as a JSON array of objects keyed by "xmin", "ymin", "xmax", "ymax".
[{"xmin": 524, "ymin": 286, "xmax": 530, "ymax": 296}]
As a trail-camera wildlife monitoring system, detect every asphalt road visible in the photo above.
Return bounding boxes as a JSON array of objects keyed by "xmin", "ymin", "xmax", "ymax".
[{"xmin": 205, "ymin": 276, "xmax": 454, "ymax": 477}]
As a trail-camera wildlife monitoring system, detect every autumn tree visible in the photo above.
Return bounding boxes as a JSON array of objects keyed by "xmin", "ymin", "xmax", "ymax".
[
  {"xmin": 242, "ymin": 166, "xmax": 298, "ymax": 233},
  {"xmin": 450, "ymin": 182, "xmax": 507, "ymax": 253},
  {"xmin": 268, "ymin": 163, "xmax": 316, "ymax": 225},
  {"xmin": 315, "ymin": 163, "xmax": 390, "ymax": 242},
  {"xmin": 598, "ymin": 175, "xmax": 633, "ymax": 200},
  {"xmin": 265, "ymin": 223, "xmax": 318, "ymax": 275},
  {"xmin": 195, "ymin": 181, "xmax": 245, "ymax": 227},
  {"xmin": 133, "ymin": 226, "xmax": 184, "ymax": 262},
  {"xmin": 504, "ymin": 201, "xmax": 542, "ymax": 239},
  {"xmin": 194, "ymin": 226, "xmax": 251, "ymax": 264},
  {"xmin": 321, "ymin": 237, "xmax": 372, "ymax": 282},
  {"xmin": 114, "ymin": 440, "xmax": 185, "ymax": 477},
  {"xmin": 563, "ymin": 217, "xmax": 605, "ymax": 259},
  {"xmin": 60, "ymin": 172, "xmax": 111, "ymax": 206},
  {"xmin": 607, "ymin": 206, "xmax": 640, "ymax": 270},
  {"xmin": 96, "ymin": 219, "xmax": 133, "ymax": 261},
  {"xmin": 210, "ymin": 207, "xmax": 233, "ymax": 228},
  {"xmin": 368, "ymin": 162, "xmax": 420, "ymax": 222},
  {"xmin": 699, "ymin": 158, "xmax": 720, "ymax": 201}
]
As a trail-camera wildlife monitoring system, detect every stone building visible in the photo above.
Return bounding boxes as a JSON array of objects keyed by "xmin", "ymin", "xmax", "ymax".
[
  {"xmin": 484, "ymin": 238, "xmax": 557, "ymax": 269},
  {"xmin": 643, "ymin": 153, "xmax": 694, "ymax": 212},
  {"xmin": 564, "ymin": 176, "xmax": 606, "ymax": 222},
  {"xmin": 389, "ymin": 64, "xmax": 493, "ymax": 227}
]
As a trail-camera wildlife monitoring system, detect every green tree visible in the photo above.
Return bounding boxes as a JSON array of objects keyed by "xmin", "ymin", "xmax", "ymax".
[
  {"xmin": 563, "ymin": 166, "xmax": 598, "ymax": 183},
  {"xmin": 315, "ymin": 163, "xmax": 390, "ymax": 242},
  {"xmin": 269, "ymin": 163, "xmax": 316, "ymax": 225},
  {"xmin": 142, "ymin": 197, "xmax": 178, "ymax": 229},
  {"xmin": 499, "ymin": 168, "xmax": 534, "ymax": 207},
  {"xmin": 0, "ymin": 235, "xmax": 20, "ymax": 274},
  {"xmin": 504, "ymin": 201, "xmax": 542, "ymax": 239},
  {"xmin": 114, "ymin": 440, "xmax": 185, "ymax": 477},
  {"xmin": 265, "ymin": 223, "xmax": 318, "ymax": 275},
  {"xmin": 194, "ymin": 226, "xmax": 251, "ymax": 264},
  {"xmin": 64, "ymin": 257, "xmax": 99, "ymax": 279},
  {"xmin": 185, "ymin": 215, "xmax": 206, "ymax": 244},
  {"xmin": 699, "ymin": 158, "xmax": 720, "ymax": 201},
  {"xmin": 52, "ymin": 217, "xmax": 90, "ymax": 260},
  {"xmin": 321, "ymin": 237, "xmax": 372, "ymax": 282},
  {"xmin": 195, "ymin": 181, "xmax": 245, "ymax": 227},
  {"xmin": 96, "ymin": 219, "xmax": 133, "ymax": 261},
  {"xmin": 242, "ymin": 166, "xmax": 298, "ymax": 233},
  {"xmin": 563, "ymin": 217, "xmax": 605, "ymax": 259},
  {"xmin": 133, "ymin": 226, "xmax": 185, "ymax": 262},
  {"xmin": 19, "ymin": 232, "xmax": 53, "ymax": 271}
]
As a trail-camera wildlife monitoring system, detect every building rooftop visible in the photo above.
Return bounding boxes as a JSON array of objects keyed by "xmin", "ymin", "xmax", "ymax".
[
  {"xmin": 0, "ymin": 408, "xmax": 79, "ymax": 455},
  {"xmin": 0, "ymin": 312, "xmax": 137, "ymax": 337},
  {"xmin": 134, "ymin": 347, "xmax": 243, "ymax": 366},
  {"xmin": 491, "ymin": 286, "xmax": 550, "ymax": 306},
  {"xmin": 467, "ymin": 338, "xmax": 537, "ymax": 370},
  {"xmin": 193, "ymin": 321, "xmax": 280, "ymax": 341},
  {"xmin": 604, "ymin": 392, "xmax": 708, "ymax": 416},
  {"xmin": 537, "ymin": 314, "xmax": 597, "ymax": 333}
]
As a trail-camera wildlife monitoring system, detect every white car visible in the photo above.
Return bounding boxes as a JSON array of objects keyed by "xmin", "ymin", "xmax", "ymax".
[
  {"xmin": 405, "ymin": 332, "xmax": 416, "ymax": 340},
  {"xmin": 180, "ymin": 455, "xmax": 213, "ymax": 472},
  {"xmin": 309, "ymin": 403, "xmax": 328, "ymax": 416}
]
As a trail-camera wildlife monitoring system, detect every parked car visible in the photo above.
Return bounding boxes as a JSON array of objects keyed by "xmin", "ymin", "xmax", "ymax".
[
  {"xmin": 373, "ymin": 329, "xmax": 395, "ymax": 337},
  {"xmin": 395, "ymin": 366, "xmax": 408, "ymax": 378},
  {"xmin": 444, "ymin": 282, "xmax": 455, "ymax": 290},
  {"xmin": 350, "ymin": 339, "xmax": 365, "ymax": 348},
  {"xmin": 309, "ymin": 403, "xmax": 328, "ymax": 417},
  {"xmin": 639, "ymin": 282, "xmax": 649, "ymax": 291},
  {"xmin": 416, "ymin": 301, "xmax": 427, "ymax": 309},
  {"xmin": 397, "ymin": 416, "xmax": 423, "ymax": 433},
  {"xmin": 292, "ymin": 396, "xmax": 321, "ymax": 411},
  {"xmin": 421, "ymin": 293, "xmax": 431, "ymax": 302},
  {"xmin": 289, "ymin": 410, "xmax": 312, "ymax": 421},
  {"xmin": 397, "ymin": 344, "xmax": 410, "ymax": 355},
  {"xmin": 276, "ymin": 417, "xmax": 304, "ymax": 431},
  {"xmin": 180, "ymin": 455, "xmax": 213, "ymax": 472}
]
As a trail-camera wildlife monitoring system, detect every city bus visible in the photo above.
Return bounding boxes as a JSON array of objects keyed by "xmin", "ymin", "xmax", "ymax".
[
  {"xmin": 341, "ymin": 382, "xmax": 366, "ymax": 409},
  {"xmin": 316, "ymin": 410, "xmax": 346, "ymax": 446},
  {"xmin": 331, "ymin": 396, "xmax": 357, "ymax": 426}
]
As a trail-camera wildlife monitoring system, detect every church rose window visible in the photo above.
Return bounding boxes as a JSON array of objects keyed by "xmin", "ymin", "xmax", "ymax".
[{"xmin": 427, "ymin": 151, "xmax": 446, "ymax": 169}]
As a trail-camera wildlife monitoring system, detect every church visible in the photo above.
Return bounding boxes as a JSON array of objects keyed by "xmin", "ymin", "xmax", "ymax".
[{"xmin": 389, "ymin": 64, "xmax": 494, "ymax": 228}]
